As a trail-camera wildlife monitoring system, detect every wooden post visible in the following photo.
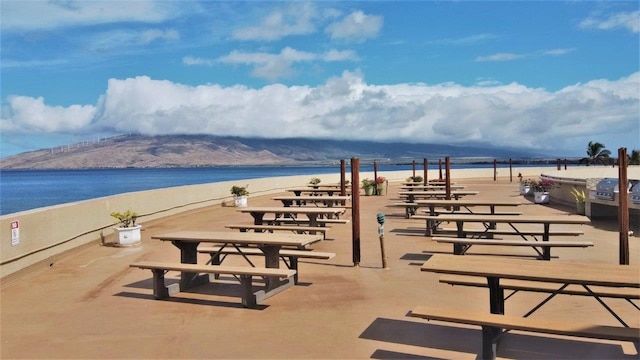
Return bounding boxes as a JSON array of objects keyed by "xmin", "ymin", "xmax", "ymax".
[
  {"xmin": 509, "ymin": 158, "xmax": 513, "ymax": 182},
  {"xmin": 340, "ymin": 160, "xmax": 346, "ymax": 196},
  {"xmin": 493, "ymin": 159, "xmax": 497, "ymax": 181},
  {"xmin": 373, "ymin": 160, "xmax": 379, "ymax": 196},
  {"xmin": 351, "ymin": 157, "xmax": 361, "ymax": 266},
  {"xmin": 557, "ymin": 159, "xmax": 561, "ymax": 171},
  {"xmin": 438, "ymin": 159, "xmax": 443, "ymax": 180},
  {"xmin": 412, "ymin": 160, "xmax": 416, "ymax": 178},
  {"xmin": 423, "ymin": 158, "xmax": 428, "ymax": 185},
  {"xmin": 445, "ymin": 157, "xmax": 451, "ymax": 200},
  {"xmin": 564, "ymin": 159, "xmax": 568, "ymax": 170},
  {"xmin": 618, "ymin": 148, "xmax": 629, "ymax": 265}
]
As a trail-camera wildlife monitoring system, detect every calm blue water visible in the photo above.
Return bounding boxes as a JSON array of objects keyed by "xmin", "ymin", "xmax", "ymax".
[{"xmin": 0, "ymin": 163, "xmax": 525, "ymax": 215}]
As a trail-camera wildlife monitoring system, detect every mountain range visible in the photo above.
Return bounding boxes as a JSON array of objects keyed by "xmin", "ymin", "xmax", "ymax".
[{"xmin": 0, "ymin": 134, "xmax": 546, "ymax": 169}]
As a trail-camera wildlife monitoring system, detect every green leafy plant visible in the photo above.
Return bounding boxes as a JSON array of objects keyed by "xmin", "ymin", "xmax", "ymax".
[
  {"xmin": 230, "ymin": 185, "xmax": 249, "ymax": 197},
  {"xmin": 110, "ymin": 210, "xmax": 138, "ymax": 228},
  {"xmin": 406, "ymin": 176, "xmax": 423, "ymax": 183},
  {"xmin": 309, "ymin": 177, "xmax": 321, "ymax": 185},
  {"xmin": 361, "ymin": 178, "xmax": 375, "ymax": 188}
]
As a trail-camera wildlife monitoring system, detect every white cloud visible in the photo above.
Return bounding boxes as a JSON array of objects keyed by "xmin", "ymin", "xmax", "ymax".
[
  {"xmin": 580, "ymin": 10, "xmax": 640, "ymax": 33},
  {"xmin": 232, "ymin": 2, "xmax": 318, "ymax": 41},
  {"xmin": 1, "ymin": 0, "xmax": 181, "ymax": 31},
  {"xmin": 325, "ymin": 10, "xmax": 383, "ymax": 43},
  {"xmin": 427, "ymin": 33, "xmax": 500, "ymax": 45},
  {"xmin": 476, "ymin": 53, "xmax": 525, "ymax": 62},
  {"xmin": 85, "ymin": 28, "xmax": 179, "ymax": 53},
  {"xmin": 3, "ymin": 72, "xmax": 638, "ymax": 155}
]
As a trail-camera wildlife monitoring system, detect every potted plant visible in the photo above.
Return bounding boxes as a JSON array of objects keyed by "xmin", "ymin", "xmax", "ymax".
[
  {"xmin": 406, "ymin": 176, "xmax": 423, "ymax": 183},
  {"xmin": 231, "ymin": 185, "xmax": 249, "ymax": 207},
  {"xmin": 571, "ymin": 188, "xmax": 587, "ymax": 215},
  {"xmin": 375, "ymin": 176, "xmax": 387, "ymax": 196},
  {"xmin": 519, "ymin": 176, "xmax": 533, "ymax": 196},
  {"xmin": 110, "ymin": 210, "xmax": 142, "ymax": 246},
  {"xmin": 309, "ymin": 177, "xmax": 321, "ymax": 188},
  {"xmin": 530, "ymin": 178, "xmax": 555, "ymax": 204},
  {"xmin": 361, "ymin": 178, "xmax": 375, "ymax": 196}
]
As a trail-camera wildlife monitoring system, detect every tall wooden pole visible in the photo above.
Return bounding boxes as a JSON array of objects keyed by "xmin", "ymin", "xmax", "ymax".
[
  {"xmin": 445, "ymin": 157, "xmax": 451, "ymax": 200},
  {"xmin": 618, "ymin": 148, "xmax": 629, "ymax": 265},
  {"xmin": 438, "ymin": 159, "xmax": 443, "ymax": 180},
  {"xmin": 493, "ymin": 159, "xmax": 497, "ymax": 181},
  {"xmin": 373, "ymin": 160, "xmax": 379, "ymax": 196},
  {"xmin": 564, "ymin": 159, "xmax": 568, "ymax": 170},
  {"xmin": 557, "ymin": 159, "xmax": 561, "ymax": 171},
  {"xmin": 423, "ymin": 158, "xmax": 428, "ymax": 185},
  {"xmin": 509, "ymin": 158, "xmax": 513, "ymax": 182},
  {"xmin": 351, "ymin": 157, "xmax": 361, "ymax": 266},
  {"xmin": 412, "ymin": 160, "xmax": 416, "ymax": 178},
  {"xmin": 340, "ymin": 160, "xmax": 346, "ymax": 196}
]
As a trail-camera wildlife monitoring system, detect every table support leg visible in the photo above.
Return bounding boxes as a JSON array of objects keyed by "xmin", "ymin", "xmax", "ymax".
[
  {"xmin": 172, "ymin": 241, "xmax": 209, "ymax": 290},
  {"xmin": 487, "ymin": 276, "xmax": 504, "ymax": 315}
]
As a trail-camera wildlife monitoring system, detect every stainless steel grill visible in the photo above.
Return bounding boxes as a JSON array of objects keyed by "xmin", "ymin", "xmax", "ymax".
[
  {"xmin": 595, "ymin": 178, "xmax": 618, "ymax": 201},
  {"xmin": 631, "ymin": 182, "xmax": 640, "ymax": 204}
]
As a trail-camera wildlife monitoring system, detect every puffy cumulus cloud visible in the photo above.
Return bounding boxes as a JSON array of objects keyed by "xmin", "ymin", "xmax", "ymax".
[
  {"xmin": 1, "ymin": 96, "xmax": 95, "ymax": 133},
  {"xmin": 325, "ymin": 10, "xmax": 383, "ymax": 43},
  {"xmin": 2, "ymin": 72, "xmax": 638, "ymax": 154},
  {"xmin": 232, "ymin": 2, "xmax": 318, "ymax": 41}
]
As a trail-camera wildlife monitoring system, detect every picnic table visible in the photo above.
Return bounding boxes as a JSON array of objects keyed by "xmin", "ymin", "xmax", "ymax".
[
  {"xmin": 151, "ymin": 231, "xmax": 322, "ymax": 292},
  {"xmin": 397, "ymin": 198, "xmax": 520, "ymax": 218},
  {"xmin": 398, "ymin": 190, "xmax": 479, "ymax": 203},
  {"xmin": 414, "ymin": 254, "xmax": 640, "ymax": 358},
  {"xmin": 418, "ymin": 214, "xmax": 590, "ymax": 259},
  {"xmin": 238, "ymin": 206, "xmax": 347, "ymax": 228},
  {"xmin": 272, "ymin": 195, "xmax": 350, "ymax": 207},
  {"xmin": 400, "ymin": 184, "xmax": 465, "ymax": 191},
  {"xmin": 286, "ymin": 187, "xmax": 349, "ymax": 196}
]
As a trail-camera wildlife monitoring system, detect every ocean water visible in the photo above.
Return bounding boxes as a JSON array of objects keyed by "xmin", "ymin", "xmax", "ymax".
[{"xmin": 0, "ymin": 163, "xmax": 520, "ymax": 215}]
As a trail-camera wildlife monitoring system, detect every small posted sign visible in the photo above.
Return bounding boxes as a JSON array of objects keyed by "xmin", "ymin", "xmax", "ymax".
[{"xmin": 11, "ymin": 220, "xmax": 20, "ymax": 246}]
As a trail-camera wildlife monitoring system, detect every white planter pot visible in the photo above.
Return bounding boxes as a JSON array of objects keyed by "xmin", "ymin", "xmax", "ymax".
[
  {"xmin": 113, "ymin": 225, "xmax": 142, "ymax": 246},
  {"xmin": 519, "ymin": 184, "xmax": 531, "ymax": 195},
  {"xmin": 234, "ymin": 195, "xmax": 248, "ymax": 207},
  {"xmin": 534, "ymin": 191, "xmax": 550, "ymax": 204}
]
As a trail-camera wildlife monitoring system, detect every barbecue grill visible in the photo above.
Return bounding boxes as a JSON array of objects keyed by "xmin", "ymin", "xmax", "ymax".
[{"xmin": 631, "ymin": 182, "xmax": 640, "ymax": 204}]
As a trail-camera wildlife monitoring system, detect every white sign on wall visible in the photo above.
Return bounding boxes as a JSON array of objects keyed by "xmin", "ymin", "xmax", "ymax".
[{"xmin": 11, "ymin": 220, "xmax": 20, "ymax": 246}]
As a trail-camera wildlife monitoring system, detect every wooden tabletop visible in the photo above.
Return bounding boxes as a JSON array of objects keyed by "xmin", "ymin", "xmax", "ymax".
[
  {"xmin": 418, "ymin": 214, "xmax": 590, "ymax": 224},
  {"xmin": 272, "ymin": 195, "xmax": 351, "ymax": 201},
  {"xmin": 421, "ymin": 254, "xmax": 640, "ymax": 288},
  {"xmin": 152, "ymin": 231, "xmax": 322, "ymax": 247},
  {"xmin": 238, "ymin": 206, "xmax": 346, "ymax": 214},
  {"xmin": 398, "ymin": 190, "xmax": 479, "ymax": 196},
  {"xmin": 414, "ymin": 199, "xmax": 521, "ymax": 206}
]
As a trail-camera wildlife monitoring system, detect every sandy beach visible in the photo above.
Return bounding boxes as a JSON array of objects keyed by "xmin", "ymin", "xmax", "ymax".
[{"xmin": 1, "ymin": 175, "xmax": 638, "ymax": 359}]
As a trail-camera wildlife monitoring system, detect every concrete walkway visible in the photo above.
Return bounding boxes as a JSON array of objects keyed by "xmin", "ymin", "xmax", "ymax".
[{"xmin": 1, "ymin": 178, "xmax": 638, "ymax": 359}]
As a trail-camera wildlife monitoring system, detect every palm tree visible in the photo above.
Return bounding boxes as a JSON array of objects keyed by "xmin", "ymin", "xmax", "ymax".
[
  {"xmin": 629, "ymin": 149, "xmax": 640, "ymax": 166},
  {"xmin": 580, "ymin": 141, "xmax": 611, "ymax": 166}
]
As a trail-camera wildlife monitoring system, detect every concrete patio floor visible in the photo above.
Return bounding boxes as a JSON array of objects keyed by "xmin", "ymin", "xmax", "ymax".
[{"xmin": 1, "ymin": 178, "xmax": 639, "ymax": 359}]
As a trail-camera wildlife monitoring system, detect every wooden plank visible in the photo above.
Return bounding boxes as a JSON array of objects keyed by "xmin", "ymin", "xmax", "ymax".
[
  {"xmin": 151, "ymin": 231, "xmax": 322, "ymax": 247},
  {"xmin": 197, "ymin": 245, "xmax": 335, "ymax": 260},
  {"xmin": 439, "ymin": 275, "xmax": 640, "ymax": 299},
  {"xmin": 130, "ymin": 261, "xmax": 295, "ymax": 278},
  {"xmin": 409, "ymin": 306, "xmax": 640, "ymax": 342},
  {"xmin": 432, "ymin": 237, "xmax": 594, "ymax": 247}
]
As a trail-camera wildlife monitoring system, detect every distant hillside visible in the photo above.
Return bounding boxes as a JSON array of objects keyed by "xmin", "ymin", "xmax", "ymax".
[{"xmin": 0, "ymin": 134, "xmax": 542, "ymax": 169}]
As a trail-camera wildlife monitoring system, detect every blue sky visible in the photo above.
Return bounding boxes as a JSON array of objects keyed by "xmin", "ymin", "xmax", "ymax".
[{"xmin": 1, "ymin": 0, "xmax": 638, "ymax": 158}]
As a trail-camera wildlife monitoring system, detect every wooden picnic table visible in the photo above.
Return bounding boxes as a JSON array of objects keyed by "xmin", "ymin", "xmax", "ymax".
[
  {"xmin": 151, "ymin": 231, "xmax": 322, "ymax": 292},
  {"xmin": 286, "ymin": 187, "xmax": 349, "ymax": 196},
  {"xmin": 418, "ymin": 214, "xmax": 590, "ymax": 259},
  {"xmin": 272, "ymin": 195, "xmax": 350, "ymax": 207},
  {"xmin": 421, "ymin": 254, "xmax": 640, "ymax": 319},
  {"xmin": 398, "ymin": 190, "xmax": 479, "ymax": 202},
  {"xmin": 397, "ymin": 198, "xmax": 520, "ymax": 218},
  {"xmin": 400, "ymin": 184, "xmax": 465, "ymax": 191},
  {"xmin": 238, "ymin": 206, "xmax": 347, "ymax": 228}
]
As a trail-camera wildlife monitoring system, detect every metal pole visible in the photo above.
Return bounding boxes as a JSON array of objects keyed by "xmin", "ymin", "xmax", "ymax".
[
  {"xmin": 351, "ymin": 157, "xmax": 361, "ymax": 266},
  {"xmin": 618, "ymin": 148, "xmax": 629, "ymax": 265}
]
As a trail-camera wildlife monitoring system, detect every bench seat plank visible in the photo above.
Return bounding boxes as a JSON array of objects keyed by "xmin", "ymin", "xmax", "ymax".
[
  {"xmin": 439, "ymin": 275, "xmax": 640, "ymax": 299},
  {"xmin": 409, "ymin": 305, "xmax": 640, "ymax": 359},
  {"xmin": 432, "ymin": 237, "xmax": 594, "ymax": 247},
  {"xmin": 264, "ymin": 217, "xmax": 350, "ymax": 225},
  {"xmin": 436, "ymin": 228, "xmax": 585, "ymax": 237},
  {"xmin": 130, "ymin": 261, "xmax": 295, "ymax": 307}
]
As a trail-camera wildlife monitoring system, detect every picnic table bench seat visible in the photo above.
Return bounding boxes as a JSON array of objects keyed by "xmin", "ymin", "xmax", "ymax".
[
  {"xmin": 435, "ymin": 227, "xmax": 585, "ymax": 238},
  {"xmin": 130, "ymin": 261, "xmax": 296, "ymax": 308},
  {"xmin": 225, "ymin": 223, "xmax": 330, "ymax": 238},
  {"xmin": 439, "ymin": 275, "xmax": 640, "ymax": 300},
  {"xmin": 431, "ymin": 236, "xmax": 594, "ymax": 260},
  {"xmin": 264, "ymin": 217, "xmax": 350, "ymax": 226},
  {"xmin": 198, "ymin": 245, "xmax": 335, "ymax": 284},
  {"xmin": 408, "ymin": 305, "xmax": 640, "ymax": 360}
]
